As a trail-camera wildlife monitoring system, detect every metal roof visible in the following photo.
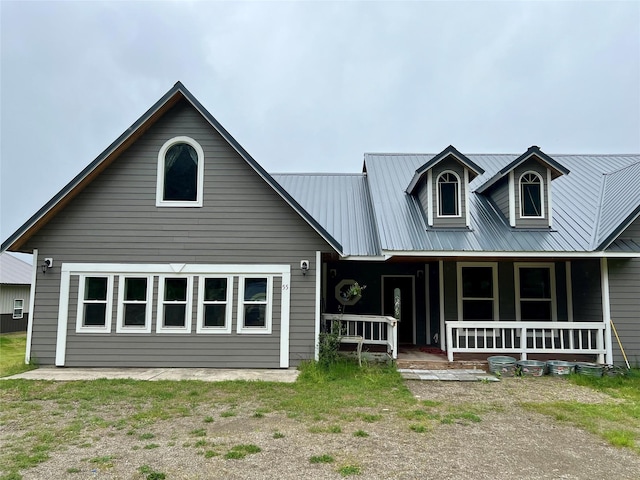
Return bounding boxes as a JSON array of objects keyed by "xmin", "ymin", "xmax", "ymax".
[
  {"xmin": 272, "ymin": 174, "xmax": 380, "ymax": 256},
  {"xmin": 362, "ymin": 153, "xmax": 640, "ymax": 254},
  {"xmin": 594, "ymin": 161, "xmax": 640, "ymax": 249},
  {"xmin": 406, "ymin": 145, "xmax": 485, "ymax": 194},
  {"xmin": 0, "ymin": 253, "xmax": 32, "ymax": 284}
]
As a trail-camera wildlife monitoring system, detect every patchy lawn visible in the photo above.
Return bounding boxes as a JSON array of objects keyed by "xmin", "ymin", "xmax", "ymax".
[
  {"xmin": 1, "ymin": 362, "xmax": 639, "ymax": 480},
  {"xmin": 0, "ymin": 333, "xmax": 35, "ymax": 377}
]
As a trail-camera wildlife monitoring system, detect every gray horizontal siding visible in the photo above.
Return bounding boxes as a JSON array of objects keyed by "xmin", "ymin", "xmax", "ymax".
[
  {"xmin": 0, "ymin": 285, "xmax": 30, "ymax": 314},
  {"xmin": 24, "ymin": 99, "xmax": 331, "ymax": 368},
  {"xmin": 490, "ymin": 179, "xmax": 510, "ymax": 221},
  {"xmin": 609, "ymin": 258, "xmax": 640, "ymax": 366}
]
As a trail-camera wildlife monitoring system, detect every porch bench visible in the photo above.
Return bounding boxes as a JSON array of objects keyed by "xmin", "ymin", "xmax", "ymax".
[{"xmin": 340, "ymin": 335, "xmax": 364, "ymax": 366}]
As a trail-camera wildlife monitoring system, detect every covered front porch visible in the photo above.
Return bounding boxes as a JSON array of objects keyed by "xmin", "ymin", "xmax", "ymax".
[{"xmin": 321, "ymin": 255, "xmax": 614, "ymax": 365}]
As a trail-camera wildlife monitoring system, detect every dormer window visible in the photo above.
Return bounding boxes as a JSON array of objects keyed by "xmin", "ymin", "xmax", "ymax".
[
  {"xmin": 156, "ymin": 136, "xmax": 204, "ymax": 207},
  {"xmin": 437, "ymin": 171, "xmax": 461, "ymax": 217},
  {"xmin": 520, "ymin": 171, "xmax": 544, "ymax": 218}
]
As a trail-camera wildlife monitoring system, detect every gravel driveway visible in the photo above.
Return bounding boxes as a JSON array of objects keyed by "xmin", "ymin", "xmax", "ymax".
[{"xmin": 9, "ymin": 377, "xmax": 640, "ymax": 479}]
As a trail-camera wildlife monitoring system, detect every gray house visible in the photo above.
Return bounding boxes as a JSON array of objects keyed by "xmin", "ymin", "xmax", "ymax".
[
  {"xmin": 0, "ymin": 253, "xmax": 32, "ymax": 333},
  {"xmin": 2, "ymin": 82, "xmax": 639, "ymax": 368}
]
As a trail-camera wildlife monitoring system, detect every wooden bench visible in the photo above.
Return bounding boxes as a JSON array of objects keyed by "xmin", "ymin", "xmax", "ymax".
[{"xmin": 340, "ymin": 335, "xmax": 364, "ymax": 366}]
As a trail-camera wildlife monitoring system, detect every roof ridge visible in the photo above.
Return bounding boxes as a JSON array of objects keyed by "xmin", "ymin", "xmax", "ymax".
[
  {"xmin": 271, "ymin": 172, "xmax": 364, "ymax": 177},
  {"xmin": 590, "ymin": 172, "xmax": 608, "ymax": 250},
  {"xmin": 602, "ymin": 160, "xmax": 640, "ymax": 176}
]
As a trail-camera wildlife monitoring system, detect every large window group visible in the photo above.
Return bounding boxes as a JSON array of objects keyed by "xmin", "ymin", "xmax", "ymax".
[{"xmin": 76, "ymin": 273, "xmax": 274, "ymax": 335}]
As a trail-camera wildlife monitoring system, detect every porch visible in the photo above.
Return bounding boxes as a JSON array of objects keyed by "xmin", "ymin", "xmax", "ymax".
[{"xmin": 322, "ymin": 314, "xmax": 606, "ymax": 367}]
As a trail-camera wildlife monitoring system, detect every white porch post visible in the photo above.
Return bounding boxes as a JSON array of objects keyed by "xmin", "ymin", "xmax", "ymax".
[
  {"xmin": 439, "ymin": 261, "xmax": 445, "ymax": 352},
  {"xmin": 314, "ymin": 251, "xmax": 322, "ymax": 362},
  {"xmin": 600, "ymin": 258, "xmax": 613, "ymax": 365}
]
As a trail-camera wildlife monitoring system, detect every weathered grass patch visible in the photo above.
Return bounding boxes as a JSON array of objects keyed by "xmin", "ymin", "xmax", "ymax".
[{"xmin": 522, "ymin": 371, "xmax": 640, "ymax": 453}]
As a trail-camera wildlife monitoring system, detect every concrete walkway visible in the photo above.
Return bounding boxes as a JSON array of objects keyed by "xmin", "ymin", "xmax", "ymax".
[
  {"xmin": 2, "ymin": 366, "xmax": 300, "ymax": 383},
  {"xmin": 399, "ymin": 368, "xmax": 499, "ymax": 382},
  {"xmin": 3, "ymin": 366, "xmax": 497, "ymax": 383}
]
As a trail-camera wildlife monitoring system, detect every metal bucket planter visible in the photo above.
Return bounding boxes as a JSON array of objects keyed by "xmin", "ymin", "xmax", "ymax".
[
  {"xmin": 517, "ymin": 360, "xmax": 546, "ymax": 377},
  {"xmin": 575, "ymin": 362, "xmax": 604, "ymax": 377},
  {"xmin": 546, "ymin": 360, "xmax": 576, "ymax": 376},
  {"xmin": 488, "ymin": 356, "xmax": 517, "ymax": 377}
]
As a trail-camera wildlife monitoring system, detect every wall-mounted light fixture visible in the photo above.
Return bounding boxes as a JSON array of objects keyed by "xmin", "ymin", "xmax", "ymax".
[
  {"xmin": 330, "ymin": 269, "xmax": 337, "ymax": 279},
  {"xmin": 417, "ymin": 269, "xmax": 424, "ymax": 278},
  {"xmin": 300, "ymin": 260, "xmax": 310, "ymax": 275},
  {"xmin": 42, "ymin": 258, "xmax": 53, "ymax": 274}
]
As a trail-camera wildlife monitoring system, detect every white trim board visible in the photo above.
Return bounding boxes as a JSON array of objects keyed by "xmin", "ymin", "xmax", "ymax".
[
  {"xmin": 25, "ymin": 249, "xmax": 38, "ymax": 364},
  {"xmin": 54, "ymin": 262, "xmax": 292, "ymax": 367}
]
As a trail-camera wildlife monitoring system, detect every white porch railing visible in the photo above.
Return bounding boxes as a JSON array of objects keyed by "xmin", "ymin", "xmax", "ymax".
[
  {"xmin": 322, "ymin": 314, "xmax": 398, "ymax": 360},
  {"xmin": 445, "ymin": 321, "xmax": 607, "ymax": 363}
]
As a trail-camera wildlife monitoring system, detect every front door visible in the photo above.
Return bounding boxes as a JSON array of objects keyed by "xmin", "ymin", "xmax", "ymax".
[{"xmin": 382, "ymin": 276, "xmax": 414, "ymax": 344}]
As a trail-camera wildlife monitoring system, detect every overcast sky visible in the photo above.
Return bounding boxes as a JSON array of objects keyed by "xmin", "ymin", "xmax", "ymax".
[{"xmin": 1, "ymin": 0, "xmax": 639, "ymax": 251}]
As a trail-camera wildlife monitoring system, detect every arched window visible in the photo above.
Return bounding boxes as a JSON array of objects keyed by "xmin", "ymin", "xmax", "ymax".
[
  {"xmin": 520, "ymin": 172, "xmax": 543, "ymax": 217},
  {"xmin": 437, "ymin": 171, "xmax": 460, "ymax": 217},
  {"xmin": 156, "ymin": 136, "xmax": 204, "ymax": 207}
]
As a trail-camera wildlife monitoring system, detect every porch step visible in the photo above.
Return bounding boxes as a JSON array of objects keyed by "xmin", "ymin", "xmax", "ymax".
[{"xmin": 396, "ymin": 359, "xmax": 488, "ymax": 371}]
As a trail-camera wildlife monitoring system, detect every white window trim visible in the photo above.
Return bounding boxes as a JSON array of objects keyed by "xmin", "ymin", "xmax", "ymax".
[
  {"xmin": 76, "ymin": 275, "xmax": 114, "ymax": 333},
  {"xmin": 436, "ymin": 170, "xmax": 462, "ymax": 218},
  {"xmin": 514, "ymin": 262, "xmax": 557, "ymax": 322},
  {"xmin": 156, "ymin": 276, "xmax": 194, "ymax": 334},
  {"xmin": 197, "ymin": 275, "xmax": 233, "ymax": 334},
  {"xmin": 12, "ymin": 299, "xmax": 24, "ymax": 319},
  {"xmin": 456, "ymin": 262, "xmax": 499, "ymax": 321},
  {"xmin": 426, "ymin": 170, "xmax": 433, "ymax": 226},
  {"xmin": 156, "ymin": 136, "xmax": 204, "ymax": 207},
  {"xmin": 237, "ymin": 276, "xmax": 273, "ymax": 334},
  {"xmin": 116, "ymin": 275, "xmax": 153, "ymax": 333},
  {"xmin": 519, "ymin": 171, "xmax": 545, "ymax": 219}
]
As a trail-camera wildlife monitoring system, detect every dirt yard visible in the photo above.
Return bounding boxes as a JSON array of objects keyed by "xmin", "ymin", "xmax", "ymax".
[{"xmin": 4, "ymin": 376, "xmax": 639, "ymax": 480}]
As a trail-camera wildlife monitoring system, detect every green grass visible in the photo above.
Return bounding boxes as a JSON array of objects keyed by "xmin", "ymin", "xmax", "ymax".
[
  {"xmin": 0, "ymin": 333, "xmax": 36, "ymax": 377},
  {"xmin": 523, "ymin": 370, "xmax": 640, "ymax": 453},
  {"xmin": 338, "ymin": 464, "xmax": 362, "ymax": 476},
  {"xmin": 0, "ymin": 360, "xmax": 412, "ymax": 477},
  {"xmin": 310, "ymin": 454, "xmax": 334, "ymax": 463}
]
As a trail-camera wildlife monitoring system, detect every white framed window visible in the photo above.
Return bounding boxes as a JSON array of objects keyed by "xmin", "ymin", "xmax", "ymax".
[
  {"xmin": 156, "ymin": 136, "xmax": 204, "ymax": 207},
  {"xmin": 237, "ymin": 276, "xmax": 272, "ymax": 334},
  {"xmin": 116, "ymin": 276, "xmax": 153, "ymax": 333},
  {"xmin": 12, "ymin": 299, "xmax": 24, "ymax": 319},
  {"xmin": 436, "ymin": 171, "xmax": 461, "ymax": 217},
  {"xmin": 456, "ymin": 262, "xmax": 499, "ymax": 321},
  {"xmin": 197, "ymin": 276, "xmax": 233, "ymax": 334},
  {"xmin": 519, "ymin": 171, "xmax": 544, "ymax": 218},
  {"xmin": 76, "ymin": 275, "xmax": 114, "ymax": 333},
  {"xmin": 157, "ymin": 276, "xmax": 193, "ymax": 333},
  {"xmin": 515, "ymin": 263, "xmax": 556, "ymax": 321}
]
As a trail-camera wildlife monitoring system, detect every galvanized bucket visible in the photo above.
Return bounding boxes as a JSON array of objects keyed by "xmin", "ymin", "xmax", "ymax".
[
  {"xmin": 575, "ymin": 362, "xmax": 604, "ymax": 377},
  {"xmin": 487, "ymin": 356, "xmax": 517, "ymax": 377},
  {"xmin": 517, "ymin": 360, "xmax": 546, "ymax": 377},
  {"xmin": 546, "ymin": 360, "xmax": 576, "ymax": 376}
]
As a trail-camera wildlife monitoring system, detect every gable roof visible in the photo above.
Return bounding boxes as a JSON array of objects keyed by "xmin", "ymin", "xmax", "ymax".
[
  {"xmin": 0, "ymin": 253, "xmax": 32, "ymax": 285},
  {"xmin": 2, "ymin": 82, "xmax": 343, "ymax": 255},
  {"xmin": 405, "ymin": 145, "xmax": 485, "ymax": 194},
  {"xmin": 593, "ymin": 161, "xmax": 640, "ymax": 250},
  {"xmin": 474, "ymin": 146, "xmax": 570, "ymax": 194}
]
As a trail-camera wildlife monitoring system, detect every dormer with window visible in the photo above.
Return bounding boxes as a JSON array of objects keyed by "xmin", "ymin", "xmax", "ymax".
[
  {"xmin": 475, "ymin": 146, "xmax": 569, "ymax": 229},
  {"xmin": 156, "ymin": 136, "xmax": 205, "ymax": 207},
  {"xmin": 406, "ymin": 145, "xmax": 484, "ymax": 228}
]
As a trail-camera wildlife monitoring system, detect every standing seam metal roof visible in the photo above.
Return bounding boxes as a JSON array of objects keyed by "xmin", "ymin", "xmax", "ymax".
[{"xmin": 358, "ymin": 153, "xmax": 640, "ymax": 254}]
